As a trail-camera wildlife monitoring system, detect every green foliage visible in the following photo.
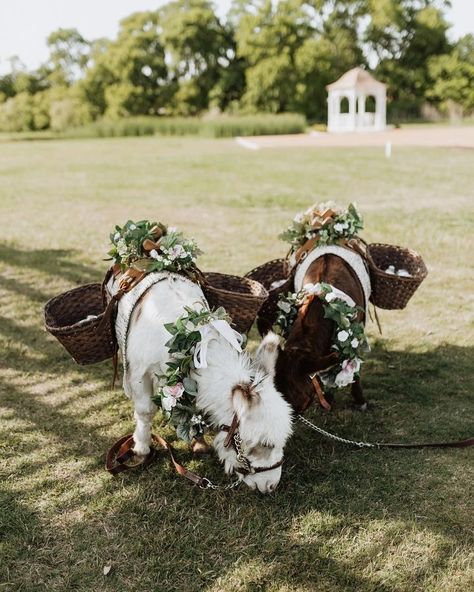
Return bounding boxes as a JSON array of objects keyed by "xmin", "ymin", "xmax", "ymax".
[
  {"xmin": 49, "ymin": 87, "xmax": 94, "ymax": 132},
  {"xmin": 0, "ymin": 92, "xmax": 36, "ymax": 132},
  {"xmin": 275, "ymin": 282, "xmax": 369, "ymax": 388},
  {"xmin": 84, "ymin": 11, "xmax": 170, "ymax": 119},
  {"xmin": 279, "ymin": 201, "xmax": 363, "ymax": 251},
  {"xmin": 153, "ymin": 305, "xmax": 232, "ymax": 441},
  {"xmin": 62, "ymin": 113, "xmax": 307, "ymax": 138},
  {"xmin": 201, "ymin": 112, "xmax": 306, "ymax": 136},
  {"xmin": 108, "ymin": 219, "xmax": 201, "ymax": 274},
  {"xmin": 160, "ymin": 0, "xmax": 241, "ymax": 114},
  {"xmin": 427, "ymin": 35, "xmax": 474, "ymax": 116},
  {"xmin": 46, "ymin": 28, "xmax": 90, "ymax": 87},
  {"xmin": 371, "ymin": 3, "xmax": 452, "ymax": 118},
  {"xmin": 0, "ymin": 0, "xmax": 470, "ymax": 131}
]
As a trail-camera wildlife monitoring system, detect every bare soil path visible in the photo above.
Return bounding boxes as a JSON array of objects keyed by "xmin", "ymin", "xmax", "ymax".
[{"xmin": 237, "ymin": 125, "xmax": 474, "ymax": 149}]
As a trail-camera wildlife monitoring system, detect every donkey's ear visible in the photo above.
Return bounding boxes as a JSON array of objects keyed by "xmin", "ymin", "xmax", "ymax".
[
  {"xmin": 231, "ymin": 383, "xmax": 260, "ymax": 418},
  {"xmin": 255, "ymin": 332, "xmax": 281, "ymax": 376}
]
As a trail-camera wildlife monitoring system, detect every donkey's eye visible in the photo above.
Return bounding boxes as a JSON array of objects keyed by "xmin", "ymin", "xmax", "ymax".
[{"xmin": 248, "ymin": 443, "xmax": 275, "ymax": 456}]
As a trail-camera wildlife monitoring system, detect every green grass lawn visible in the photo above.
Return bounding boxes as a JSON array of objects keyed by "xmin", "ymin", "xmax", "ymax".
[{"xmin": 1, "ymin": 136, "xmax": 473, "ymax": 592}]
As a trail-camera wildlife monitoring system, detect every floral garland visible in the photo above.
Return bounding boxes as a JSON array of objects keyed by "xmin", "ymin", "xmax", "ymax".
[
  {"xmin": 274, "ymin": 282, "xmax": 369, "ymax": 388},
  {"xmin": 152, "ymin": 305, "xmax": 243, "ymax": 442},
  {"xmin": 107, "ymin": 219, "xmax": 201, "ymax": 274},
  {"xmin": 279, "ymin": 201, "xmax": 363, "ymax": 255}
]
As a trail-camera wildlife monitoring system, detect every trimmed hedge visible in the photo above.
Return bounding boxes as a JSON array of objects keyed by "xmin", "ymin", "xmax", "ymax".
[{"xmin": 66, "ymin": 113, "xmax": 307, "ymax": 139}]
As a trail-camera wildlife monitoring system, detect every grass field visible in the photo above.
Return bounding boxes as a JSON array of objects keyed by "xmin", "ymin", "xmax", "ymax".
[{"xmin": 1, "ymin": 136, "xmax": 473, "ymax": 592}]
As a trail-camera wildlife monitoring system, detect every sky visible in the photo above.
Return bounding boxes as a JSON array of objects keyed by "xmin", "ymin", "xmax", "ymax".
[{"xmin": 0, "ymin": 0, "xmax": 472, "ymax": 75}]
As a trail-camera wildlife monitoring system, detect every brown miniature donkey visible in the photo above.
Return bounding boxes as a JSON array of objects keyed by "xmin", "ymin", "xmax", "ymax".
[{"xmin": 256, "ymin": 254, "xmax": 367, "ymax": 414}]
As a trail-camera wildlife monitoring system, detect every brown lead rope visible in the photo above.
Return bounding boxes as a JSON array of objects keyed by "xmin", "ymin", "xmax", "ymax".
[
  {"xmin": 297, "ymin": 415, "xmax": 474, "ymax": 449},
  {"xmin": 106, "ymin": 433, "xmax": 241, "ymax": 490}
]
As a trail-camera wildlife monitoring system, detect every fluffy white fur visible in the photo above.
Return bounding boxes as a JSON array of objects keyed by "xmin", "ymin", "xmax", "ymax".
[{"xmin": 117, "ymin": 273, "xmax": 293, "ymax": 493}]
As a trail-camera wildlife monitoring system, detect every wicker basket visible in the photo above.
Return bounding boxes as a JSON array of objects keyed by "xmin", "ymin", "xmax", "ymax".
[
  {"xmin": 245, "ymin": 259, "xmax": 293, "ymax": 335},
  {"xmin": 44, "ymin": 283, "xmax": 116, "ymax": 365},
  {"xmin": 367, "ymin": 243, "xmax": 428, "ymax": 310},
  {"xmin": 202, "ymin": 272, "xmax": 269, "ymax": 335}
]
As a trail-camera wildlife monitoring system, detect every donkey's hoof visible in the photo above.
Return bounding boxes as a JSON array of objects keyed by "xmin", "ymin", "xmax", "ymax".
[
  {"xmin": 133, "ymin": 442, "xmax": 151, "ymax": 457},
  {"xmin": 192, "ymin": 439, "xmax": 212, "ymax": 455}
]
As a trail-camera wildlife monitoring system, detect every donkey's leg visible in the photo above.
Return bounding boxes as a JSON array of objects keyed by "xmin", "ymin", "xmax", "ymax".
[
  {"xmin": 351, "ymin": 376, "xmax": 367, "ymax": 411},
  {"xmin": 125, "ymin": 371, "xmax": 157, "ymax": 456}
]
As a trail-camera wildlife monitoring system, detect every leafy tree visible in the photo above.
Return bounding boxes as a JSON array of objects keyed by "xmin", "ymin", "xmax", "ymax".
[
  {"xmin": 294, "ymin": 5, "xmax": 365, "ymax": 120},
  {"xmin": 89, "ymin": 11, "xmax": 169, "ymax": 118},
  {"xmin": 78, "ymin": 38, "xmax": 114, "ymax": 117},
  {"xmin": 427, "ymin": 34, "xmax": 474, "ymax": 117},
  {"xmin": 46, "ymin": 28, "xmax": 90, "ymax": 86},
  {"xmin": 367, "ymin": 1, "xmax": 451, "ymax": 117},
  {"xmin": 234, "ymin": 1, "xmax": 363, "ymax": 118},
  {"xmin": 0, "ymin": 92, "xmax": 35, "ymax": 131},
  {"xmin": 159, "ymin": 0, "xmax": 241, "ymax": 114},
  {"xmin": 235, "ymin": 0, "xmax": 312, "ymax": 113}
]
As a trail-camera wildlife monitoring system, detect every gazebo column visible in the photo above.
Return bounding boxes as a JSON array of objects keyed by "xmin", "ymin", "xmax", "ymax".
[
  {"xmin": 328, "ymin": 91, "xmax": 340, "ymax": 132},
  {"xmin": 357, "ymin": 93, "xmax": 365, "ymax": 129},
  {"xmin": 327, "ymin": 92, "xmax": 334, "ymax": 131},
  {"xmin": 348, "ymin": 91, "xmax": 357, "ymax": 131}
]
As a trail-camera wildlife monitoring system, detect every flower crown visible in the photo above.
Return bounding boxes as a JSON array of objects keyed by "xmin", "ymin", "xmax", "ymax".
[
  {"xmin": 107, "ymin": 219, "xmax": 201, "ymax": 274},
  {"xmin": 279, "ymin": 202, "xmax": 363, "ymax": 254}
]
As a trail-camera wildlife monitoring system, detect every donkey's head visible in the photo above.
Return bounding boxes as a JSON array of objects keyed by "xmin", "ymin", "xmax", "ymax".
[
  {"xmin": 255, "ymin": 331, "xmax": 338, "ymax": 414},
  {"xmin": 213, "ymin": 364, "xmax": 293, "ymax": 493}
]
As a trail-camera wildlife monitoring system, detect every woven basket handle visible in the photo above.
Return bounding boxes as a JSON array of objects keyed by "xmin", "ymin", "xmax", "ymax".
[{"xmin": 346, "ymin": 238, "xmax": 378, "ymax": 271}]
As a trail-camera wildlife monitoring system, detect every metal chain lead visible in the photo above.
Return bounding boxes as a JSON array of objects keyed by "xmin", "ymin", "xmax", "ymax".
[
  {"xmin": 233, "ymin": 431, "xmax": 253, "ymax": 472},
  {"xmin": 199, "ymin": 477, "xmax": 242, "ymax": 491},
  {"xmin": 297, "ymin": 414, "xmax": 378, "ymax": 449}
]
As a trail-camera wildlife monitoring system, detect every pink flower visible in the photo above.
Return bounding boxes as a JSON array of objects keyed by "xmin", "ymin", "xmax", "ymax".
[
  {"xmin": 334, "ymin": 358, "xmax": 361, "ymax": 387},
  {"xmin": 161, "ymin": 382, "xmax": 184, "ymax": 411},
  {"xmin": 168, "ymin": 244, "xmax": 187, "ymax": 261}
]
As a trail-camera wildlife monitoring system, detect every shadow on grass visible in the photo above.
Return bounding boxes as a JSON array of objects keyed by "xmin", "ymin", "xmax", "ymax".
[
  {"xmin": 0, "ymin": 243, "xmax": 101, "ymax": 286},
  {"xmin": 2, "ymin": 334, "xmax": 472, "ymax": 590},
  {"xmin": 1, "ymin": 242, "xmax": 473, "ymax": 591}
]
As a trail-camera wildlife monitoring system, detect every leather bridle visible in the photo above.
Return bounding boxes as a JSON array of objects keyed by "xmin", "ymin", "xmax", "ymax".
[{"xmin": 220, "ymin": 414, "xmax": 284, "ymax": 476}]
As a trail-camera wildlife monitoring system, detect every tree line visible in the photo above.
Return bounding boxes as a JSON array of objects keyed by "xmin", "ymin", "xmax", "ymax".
[{"xmin": 0, "ymin": 0, "xmax": 473, "ymax": 132}]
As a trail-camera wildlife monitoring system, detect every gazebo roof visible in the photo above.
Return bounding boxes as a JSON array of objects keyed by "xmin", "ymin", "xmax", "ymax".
[{"xmin": 326, "ymin": 67, "xmax": 386, "ymax": 92}]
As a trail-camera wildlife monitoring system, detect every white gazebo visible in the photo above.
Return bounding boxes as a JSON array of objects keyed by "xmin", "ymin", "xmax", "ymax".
[{"xmin": 326, "ymin": 67, "xmax": 386, "ymax": 133}]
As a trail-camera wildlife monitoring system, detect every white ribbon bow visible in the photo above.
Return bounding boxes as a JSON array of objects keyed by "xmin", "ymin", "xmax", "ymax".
[{"xmin": 193, "ymin": 319, "xmax": 243, "ymax": 369}]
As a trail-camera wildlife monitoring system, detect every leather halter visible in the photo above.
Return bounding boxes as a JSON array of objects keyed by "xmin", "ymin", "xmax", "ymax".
[{"xmin": 220, "ymin": 414, "xmax": 284, "ymax": 476}]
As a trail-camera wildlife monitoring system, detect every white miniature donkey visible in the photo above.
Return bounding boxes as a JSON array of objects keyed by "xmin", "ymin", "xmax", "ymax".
[{"xmin": 116, "ymin": 273, "xmax": 293, "ymax": 493}]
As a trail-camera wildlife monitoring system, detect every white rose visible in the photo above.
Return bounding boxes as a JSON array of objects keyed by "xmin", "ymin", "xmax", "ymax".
[
  {"xmin": 129, "ymin": 224, "xmax": 136, "ymax": 230},
  {"xmin": 337, "ymin": 330, "xmax": 349, "ymax": 342},
  {"xmin": 334, "ymin": 222, "xmax": 349, "ymax": 233},
  {"xmin": 304, "ymin": 282, "xmax": 323, "ymax": 296},
  {"xmin": 325, "ymin": 292, "xmax": 336, "ymax": 303},
  {"xmin": 161, "ymin": 394, "xmax": 177, "ymax": 411},
  {"xmin": 278, "ymin": 300, "xmax": 292, "ymax": 314},
  {"xmin": 149, "ymin": 249, "xmax": 160, "ymax": 259},
  {"xmin": 351, "ymin": 338, "xmax": 359, "ymax": 348},
  {"xmin": 114, "ymin": 232, "xmax": 121, "ymax": 241},
  {"xmin": 117, "ymin": 239, "xmax": 128, "ymax": 257}
]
